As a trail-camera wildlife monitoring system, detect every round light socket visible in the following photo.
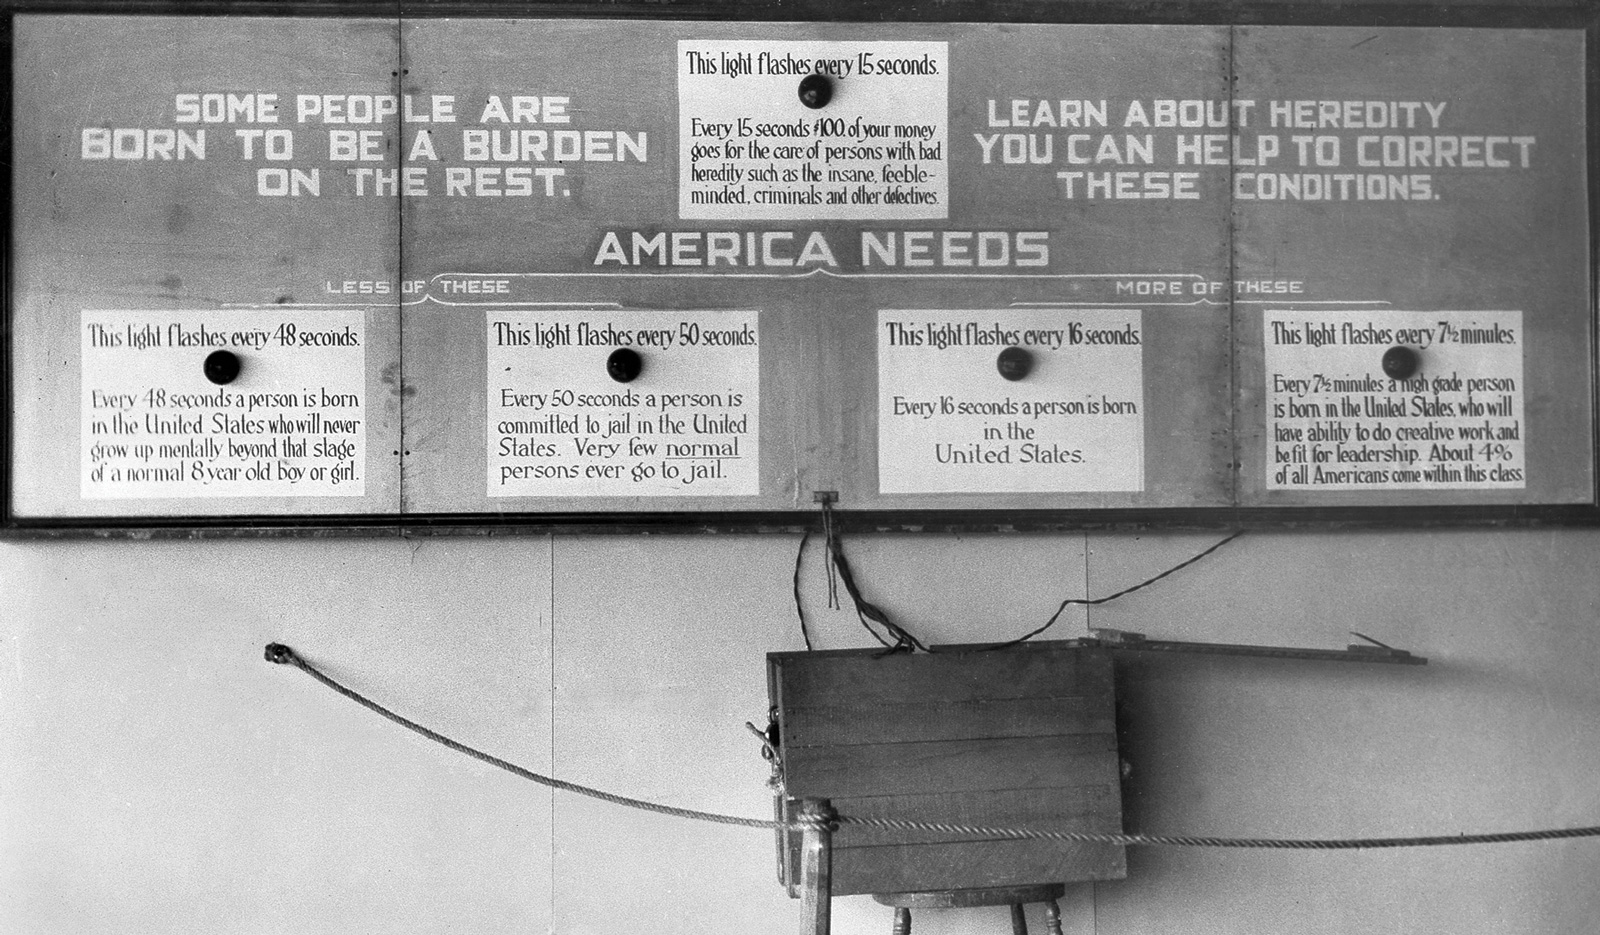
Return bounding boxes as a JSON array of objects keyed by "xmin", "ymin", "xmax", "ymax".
[
  {"xmin": 607, "ymin": 347, "xmax": 643, "ymax": 383},
  {"xmin": 1381, "ymin": 345, "xmax": 1420, "ymax": 381},
  {"xmin": 204, "ymin": 349, "xmax": 241, "ymax": 385},
  {"xmin": 798, "ymin": 74, "xmax": 833, "ymax": 109},
  {"xmin": 997, "ymin": 346, "xmax": 1034, "ymax": 382}
]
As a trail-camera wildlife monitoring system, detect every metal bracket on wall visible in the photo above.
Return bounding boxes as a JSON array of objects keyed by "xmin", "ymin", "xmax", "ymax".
[{"xmin": 1075, "ymin": 629, "xmax": 1426, "ymax": 665}]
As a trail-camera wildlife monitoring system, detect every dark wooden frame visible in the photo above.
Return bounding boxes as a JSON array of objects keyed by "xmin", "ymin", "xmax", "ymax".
[{"xmin": 5, "ymin": 0, "xmax": 1598, "ymax": 537}]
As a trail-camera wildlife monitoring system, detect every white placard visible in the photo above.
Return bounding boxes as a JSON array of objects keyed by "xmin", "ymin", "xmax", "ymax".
[
  {"xmin": 1263, "ymin": 309, "xmax": 1526, "ymax": 490},
  {"xmin": 487, "ymin": 310, "xmax": 760, "ymax": 497},
  {"xmin": 677, "ymin": 39, "xmax": 949, "ymax": 220},
  {"xmin": 878, "ymin": 309, "xmax": 1145, "ymax": 494},
  {"xmin": 80, "ymin": 309, "xmax": 367, "ymax": 498}
]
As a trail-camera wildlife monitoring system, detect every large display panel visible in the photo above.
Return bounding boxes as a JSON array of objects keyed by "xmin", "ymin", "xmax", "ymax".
[
  {"xmin": 5, "ymin": 9, "xmax": 1593, "ymax": 530},
  {"xmin": 1232, "ymin": 26, "xmax": 1593, "ymax": 507},
  {"xmin": 396, "ymin": 20, "xmax": 1234, "ymax": 516},
  {"xmin": 10, "ymin": 16, "xmax": 405, "ymax": 519}
]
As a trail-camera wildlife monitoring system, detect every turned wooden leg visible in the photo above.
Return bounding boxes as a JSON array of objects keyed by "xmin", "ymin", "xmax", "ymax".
[
  {"xmin": 1043, "ymin": 899, "xmax": 1063, "ymax": 935},
  {"xmin": 891, "ymin": 907, "xmax": 911, "ymax": 935}
]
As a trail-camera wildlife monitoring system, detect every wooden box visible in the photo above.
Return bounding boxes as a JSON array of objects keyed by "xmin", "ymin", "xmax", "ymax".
[{"xmin": 767, "ymin": 642, "xmax": 1126, "ymax": 896}]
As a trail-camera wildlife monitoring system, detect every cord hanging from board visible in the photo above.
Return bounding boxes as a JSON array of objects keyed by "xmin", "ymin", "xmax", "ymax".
[
  {"xmin": 792, "ymin": 512, "xmax": 1245, "ymax": 652},
  {"xmin": 791, "ymin": 529, "xmax": 814, "ymax": 652},
  {"xmin": 821, "ymin": 498, "xmax": 930, "ymax": 654},
  {"xmin": 984, "ymin": 530, "xmax": 1246, "ymax": 651}
]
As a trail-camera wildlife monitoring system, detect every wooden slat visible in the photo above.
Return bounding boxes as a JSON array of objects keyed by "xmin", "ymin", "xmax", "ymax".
[
  {"xmin": 783, "ymin": 695, "xmax": 1113, "ymax": 748},
  {"xmin": 783, "ymin": 735, "xmax": 1118, "ymax": 799},
  {"xmin": 830, "ymin": 786, "xmax": 1121, "ymax": 849},
  {"xmin": 831, "ymin": 838, "xmax": 1127, "ymax": 896},
  {"xmin": 776, "ymin": 647, "xmax": 1112, "ymax": 707},
  {"xmin": 774, "ymin": 792, "xmax": 795, "ymax": 891}
]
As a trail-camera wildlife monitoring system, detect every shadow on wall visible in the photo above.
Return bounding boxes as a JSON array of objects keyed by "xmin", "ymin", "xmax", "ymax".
[{"xmin": 1114, "ymin": 653, "xmax": 1443, "ymax": 849}]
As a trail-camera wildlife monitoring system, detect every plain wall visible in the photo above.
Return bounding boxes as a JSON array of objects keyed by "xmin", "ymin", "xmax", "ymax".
[{"xmin": 3, "ymin": 527, "xmax": 1598, "ymax": 934}]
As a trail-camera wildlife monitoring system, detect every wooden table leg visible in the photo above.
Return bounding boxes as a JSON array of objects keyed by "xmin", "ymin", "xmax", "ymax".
[
  {"xmin": 1043, "ymin": 898, "xmax": 1063, "ymax": 935},
  {"xmin": 1010, "ymin": 903, "xmax": 1029, "ymax": 935},
  {"xmin": 798, "ymin": 798, "xmax": 835, "ymax": 935},
  {"xmin": 892, "ymin": 907, "xmax": 911, "ymax": 935}
]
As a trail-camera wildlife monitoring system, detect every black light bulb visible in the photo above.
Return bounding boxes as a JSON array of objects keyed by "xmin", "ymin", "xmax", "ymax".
[
  {"xmin": 204, "ymin": 350, "xmax": 241, "ymax": 385},
  {"xmin": 798, "ymin": 74, "xmax": 833, "ymax": 109},
  {"xmin": 997, "ymin": 346, "xmax": 1034, "ymax": 381},
  {"xmin": 1381, "ymin": 346, "xmax": 1420, "ymax": 381},
  {"xmin": 607, "ymin": 347, "xmax": 643, "ymax": 383}
]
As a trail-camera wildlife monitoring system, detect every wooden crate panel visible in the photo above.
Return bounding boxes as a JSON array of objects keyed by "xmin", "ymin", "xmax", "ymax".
[
  {"xmin": 774, "ymin": 645, "xmax": 1113, "ymax": 707},
  {"xmin": 770, "ymin": 644, "xmax": 1124, "ymax": 894},
  {"xmin": 784, "ymin": 736, "xmax": 1118, "ymax": 799},
  {"xmin": 831, "ymin": 838, "xmax": 1127, "ymax": 896},
  {"xmin": 782, "ymin": 695, "xmax": 1114, "ymax": 748},
  {"xmin": 830, "ymin": 785, "xmax": 1121, "ymax": 848}
]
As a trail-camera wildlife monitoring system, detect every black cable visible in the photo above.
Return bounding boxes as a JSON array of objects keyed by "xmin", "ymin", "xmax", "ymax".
[
  {"xmin": 821, "ymin": 502, "xmax": 928, "ymax": 653},
  {"xmin": 792, "ymin": 530, "xmax": 814, "ymax": 651},
  {"xmin": 795, "ymin": 509, "xmax": 1242, "ymax": 654},
  {"xmin": 985, "ymin": 530, "xmax": 1245, "ymax": 650},
  {"xmin": 827, "ymin": 529, "xmax": 928, "ymax": 654}
]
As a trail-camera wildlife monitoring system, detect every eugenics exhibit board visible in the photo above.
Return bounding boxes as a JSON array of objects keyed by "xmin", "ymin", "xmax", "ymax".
[{"xmin": 6, "ymin": 11, "xmax": 1593, "ymax": 528}]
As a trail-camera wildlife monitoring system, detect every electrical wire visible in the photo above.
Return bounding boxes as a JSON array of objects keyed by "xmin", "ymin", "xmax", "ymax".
[
  {"xmin": 793, "ymin": 515, "xmax": 1245, "ymax": 652},
  {"xmin": 821, "ymin": 501, "xmax": 928, "ymax": 653},
  {"xmin": 792, "ymin": 530, "xmax": 814, "ymax": 651},
  {"xmin": 984, "ymin": 530, "xmax": 1246, "ymax": 650}
]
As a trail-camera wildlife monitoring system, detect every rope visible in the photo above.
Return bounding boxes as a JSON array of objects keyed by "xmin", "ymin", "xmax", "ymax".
[
  {"xmin": 831, "ymin": 817, "xmax": 1600, "ymax": 850},
  {"xmin": 265, "ymin": 642, "xmax": 1600, "ymax": 851},
  {"xmin": 264, "ymin": 643, "xmax": 778, "ymax": 832}
]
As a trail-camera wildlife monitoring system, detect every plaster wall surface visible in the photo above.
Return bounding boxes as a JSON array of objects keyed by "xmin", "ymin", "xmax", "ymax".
[{"xmin": 2, "ymin": 528, "xmax": 1597, "ymax": 934}]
